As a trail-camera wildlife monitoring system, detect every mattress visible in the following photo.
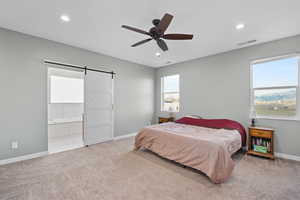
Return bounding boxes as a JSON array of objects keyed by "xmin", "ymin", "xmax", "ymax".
[{"xmin": 134, "ymin": 122, "xmax": 242, "ymax": 183}]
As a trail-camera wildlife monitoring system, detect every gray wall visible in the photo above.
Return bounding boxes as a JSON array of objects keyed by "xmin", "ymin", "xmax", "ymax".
[
  {"xmin": 156, "ymin": 35, "xmax": 300, "ymax": 157},
  {"xmin": 0, "ymin": 28, "xmax": 155, "ymax": 160}
]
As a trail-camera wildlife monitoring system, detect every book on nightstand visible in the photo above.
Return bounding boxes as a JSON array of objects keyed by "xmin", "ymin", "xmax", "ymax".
[{"xmin": 247, "ymin": 126, "xmax": 275, "ymax": 159}]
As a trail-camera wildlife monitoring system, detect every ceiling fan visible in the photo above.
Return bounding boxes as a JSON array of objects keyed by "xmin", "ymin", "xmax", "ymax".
[{"xmin": 121, "ymin": 13, "xmax": 193, "ymax": 52}]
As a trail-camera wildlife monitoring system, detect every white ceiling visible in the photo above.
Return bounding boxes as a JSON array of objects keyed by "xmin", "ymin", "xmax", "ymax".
[{"xmin": 0, "ymin": 0, "xmax": 300, "ymax": 67}]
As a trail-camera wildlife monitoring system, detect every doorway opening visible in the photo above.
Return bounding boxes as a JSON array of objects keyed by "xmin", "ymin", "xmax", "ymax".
[{"xmin": 47, "ymin": 67, "xmax": 84, "ymax": 154}]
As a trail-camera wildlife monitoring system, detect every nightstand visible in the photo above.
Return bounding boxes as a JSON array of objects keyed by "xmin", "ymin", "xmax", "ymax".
[
  {"xmin": 247, "ymin": 126, "xmax": 275, "ymax": 159},
  {"xmin": 158, "ymin": 117, "xmax": 175, "ymax": 124}
]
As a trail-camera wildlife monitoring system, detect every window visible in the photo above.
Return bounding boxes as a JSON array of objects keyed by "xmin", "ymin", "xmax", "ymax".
[
  {"xmin": 50, "ymin": 76, "xmax": 84, "ymax": 103},
  {"xmin": 251, "ymin": 55, "xmax": 299, "ymax": 119},
  {"xmin": 161, "ymin": 74, "xmax": 180, "ymax": 112}
]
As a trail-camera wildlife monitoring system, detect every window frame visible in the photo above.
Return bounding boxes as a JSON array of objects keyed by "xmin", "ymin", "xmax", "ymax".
[
  {"xmin": 161, "ymin": 74, "xmax": 180, "ymax": 112},
  {"xmin": 250, "ymin": 53, "xmax": 300, "ymax": 121}
]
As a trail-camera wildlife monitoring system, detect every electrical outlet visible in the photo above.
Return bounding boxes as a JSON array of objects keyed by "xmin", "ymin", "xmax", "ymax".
[{"xmin": 11, "ymin": 141, "xmax": 18, "ymax": 149}]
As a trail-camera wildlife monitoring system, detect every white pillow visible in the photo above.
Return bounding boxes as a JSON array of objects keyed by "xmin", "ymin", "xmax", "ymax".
[{"xmin": 185, "ymin": 115, "xmax": 202, "ymax": 119}]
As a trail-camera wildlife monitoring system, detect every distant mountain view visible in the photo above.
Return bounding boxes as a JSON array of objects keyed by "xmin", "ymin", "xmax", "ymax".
[
  {"xmin": 254, "ymin": 88, "xmax": 296, "ymax": 116},
  {"xmin": 255, "ymin": 89, "xmax": 296, "ymax": 102}
]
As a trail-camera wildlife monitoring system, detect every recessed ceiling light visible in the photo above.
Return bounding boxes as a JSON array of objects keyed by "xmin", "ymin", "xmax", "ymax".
[
  {"xmin": 155, "ymin": 52, "xmax": 161, "ymax": 57},
  {"xmin": 236, "ymin": 23, "xmax": 245, "ymax": 30},
  {"xmin": 60, "ymin": 15, "xmax": 70, "ymax": 22}
]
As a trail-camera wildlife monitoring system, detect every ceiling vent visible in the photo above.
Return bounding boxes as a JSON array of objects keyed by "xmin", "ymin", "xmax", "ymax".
[{"xmin": 237, "ymin": 39, "xmax": 257, "ymax": 46}]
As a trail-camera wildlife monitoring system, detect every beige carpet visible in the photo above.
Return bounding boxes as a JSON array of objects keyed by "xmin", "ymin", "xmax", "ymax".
[{"xmin": 0, "ymin": 137, "xmax": 300, "ymax": 200}]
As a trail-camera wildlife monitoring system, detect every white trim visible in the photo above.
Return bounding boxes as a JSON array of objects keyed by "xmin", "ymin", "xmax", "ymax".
[
  {"xmin": 254, "ymin": 86, "xmax": 297, "ymax": 90},
  {"xmin": 114, "ymin": 132, "xmax": 137, "ymax": 140},
  {"xmin": 275, "ymin": 152, "xmax": 300, "ymax": 162},
  {"xmin": 255, "ymin": 116, "xmax": 300, "ymax": 121},
  {"xmin": 112, "ymin": 76, "xmax": 115, "ymax": 139},
  {"xmin": 0, "ymin": 151, "xmax": 48, "ymax": 166},
  {"xmin": 251, "ymin": 53, "xmax": 300, "ymax": 65}
]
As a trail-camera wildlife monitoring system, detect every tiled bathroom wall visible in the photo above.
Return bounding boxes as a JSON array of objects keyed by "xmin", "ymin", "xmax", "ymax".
[{"xmin": 48, "ymin": 103, "xmax": 83, "ymax": 123}]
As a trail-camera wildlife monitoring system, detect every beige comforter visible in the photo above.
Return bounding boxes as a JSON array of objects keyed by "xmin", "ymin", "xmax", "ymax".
[{"xmin": 134, "ymin": 122, "xmax": 242, "ymax": 183}]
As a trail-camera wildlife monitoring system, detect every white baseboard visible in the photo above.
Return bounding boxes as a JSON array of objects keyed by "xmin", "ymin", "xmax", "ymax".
[
  {"xmin": 0, "ymin": 151, "xmax": 48, "ymax": 166},
  {"xmin": 114, "ymin": 132, "xmax": 137, "ymax": 140},
  {"xmin": 275, "ymin": 152, "xmax": 300, "ymax": 162}
]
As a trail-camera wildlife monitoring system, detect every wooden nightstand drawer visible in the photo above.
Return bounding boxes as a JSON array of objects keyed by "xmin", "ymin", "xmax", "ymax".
[
  {"xmin": 250, "ymin": 129, "xmax": 272, "ymax": 139},
  {"xmin": 158, "ymin": 117, "xmax": 174, "ymax": 124}
]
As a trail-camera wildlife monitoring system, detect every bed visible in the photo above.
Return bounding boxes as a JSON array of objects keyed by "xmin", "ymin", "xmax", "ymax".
[{"xmin": 134, "ymin": 117, "xmax": 246, "ymax": 183}]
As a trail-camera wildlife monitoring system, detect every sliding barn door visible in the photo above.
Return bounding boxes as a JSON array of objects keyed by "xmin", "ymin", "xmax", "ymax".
[{"xmin": 83, "ymin": 71, "xmax": 113, "ymax": 146}]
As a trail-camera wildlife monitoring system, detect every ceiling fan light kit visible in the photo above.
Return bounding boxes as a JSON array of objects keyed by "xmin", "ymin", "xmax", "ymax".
[{"xmin": 122, "ymin": 13, "xmax": 193, "ymax": 51}]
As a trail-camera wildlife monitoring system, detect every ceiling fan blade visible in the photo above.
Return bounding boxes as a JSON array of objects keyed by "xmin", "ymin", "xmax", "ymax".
[
  {"xmin": 156, "ymin": 39, "xmax": 168, "ymax": 51},
  {"xmin": 131, "ymin": 38, "xmax": 153, "ymax": 47},
  {"xmin": 157, "ymin": 13, "xmax": 173, "ymax": 33},
  {"xmin": 122, "ymin": 25, "xmax": 151, "ymax": 36},
  {"xmin": 163, "ymin": 34, "xmax": 194, "ymax": 40}
]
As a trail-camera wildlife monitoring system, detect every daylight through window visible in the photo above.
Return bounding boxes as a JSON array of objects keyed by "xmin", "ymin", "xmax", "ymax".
[
  {"xmin": 251, "ymin": 56, "xmax": 299, "ymax": 119},
  {"xmin": 161, "ymin": 74, "xmax": 180, "ymax": 112}
]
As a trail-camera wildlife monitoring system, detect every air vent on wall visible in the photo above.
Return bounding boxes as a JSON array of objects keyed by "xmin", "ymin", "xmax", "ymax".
[{"xmin": 237, "ymin": 39, "xmax": 257, "ymax": 46}]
